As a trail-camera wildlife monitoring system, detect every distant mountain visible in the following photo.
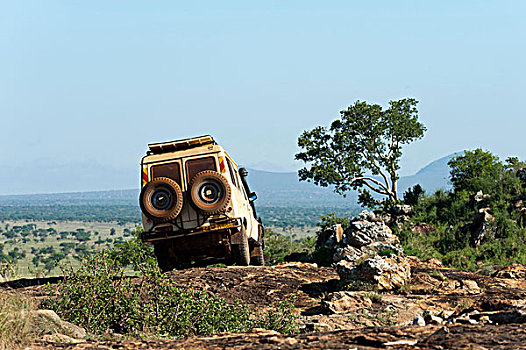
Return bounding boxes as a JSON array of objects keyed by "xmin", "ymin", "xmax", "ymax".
[
  {"xmin": 244, "ymin": 169, "xmax": 352, "ymax": 207},
  {"xmin": 247, "ymin": 151, "xmax": 455, "ymax": 206},
  {"xmin": 0, "ymin": 153, "xmax": 458, "ymax": 208},
  {"xmin": 397, "ymin": 153, "xmax": 459, "ymax": 195}
]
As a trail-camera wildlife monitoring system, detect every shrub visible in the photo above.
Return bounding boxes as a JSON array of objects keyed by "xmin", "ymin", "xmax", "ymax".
[
  {"xmin": 316, "ymin": 212, "xmax": 349, "ymax": 232},
  {"xmin": 310, "ymin": 246, "xmax": 336, "ymax": 266},
  {"xmin": 263, "ymin": 229, "xmax": 309, "ymax": 265},
  {"xmin": 44, "ymin": 237, "xmax": 299, "ymax": 338}
]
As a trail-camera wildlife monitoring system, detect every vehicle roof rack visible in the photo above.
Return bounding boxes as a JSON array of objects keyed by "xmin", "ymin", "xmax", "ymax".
[{"xmin": 147, "ymin": 135, "xmax": 216, "ymax": 155}]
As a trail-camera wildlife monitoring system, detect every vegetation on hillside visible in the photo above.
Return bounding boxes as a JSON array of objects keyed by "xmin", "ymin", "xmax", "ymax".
[
  {"xmin": 0, "ymin": 205, "xmax": 355, "ymax": 230},
  {"xmin": 399, "ymin": 149, "xmax": 526, "ymax": 270},
  {"xmin": 0, "ymin": 222, "xmax": 135, "ymax": 276},
  {"xmin": 0, "ymin": 205, "xmax": 139, "ymax": 224}
]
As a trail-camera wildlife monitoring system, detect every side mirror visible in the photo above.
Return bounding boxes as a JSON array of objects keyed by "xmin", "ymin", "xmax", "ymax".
[
  {"xmin": 249, "ymin": 192, "xmax": 257, "ymax": 202},
  {"xmin": 239, "ymin": 167, "xmax": 248, "ymax": 178}
]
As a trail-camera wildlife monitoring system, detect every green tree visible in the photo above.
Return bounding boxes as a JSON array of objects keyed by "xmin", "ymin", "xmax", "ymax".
[
  {"xmin": 448, "ymin": 149, "xmax": 503, "ymax": 195},
  {"xmin": 295, "ymin": 98, "xmax": 426, "ymax": 206},
  {"xmin": 403, "ymin": 184, "xmax": 425, "ymax": 206}
]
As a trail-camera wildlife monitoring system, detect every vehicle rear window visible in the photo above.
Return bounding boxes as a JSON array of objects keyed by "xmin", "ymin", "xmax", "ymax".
[
  {"xmin": 151, "ymin": 162, "xmax": 182, "ymax": 185},
  {"xmin": 186, "ymin": 156, "xmax": 216, "ymax": 181}
]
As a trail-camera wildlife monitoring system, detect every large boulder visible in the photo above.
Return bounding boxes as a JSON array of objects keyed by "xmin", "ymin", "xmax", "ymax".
[
  {"xmin": 333, "ymin": 210, "xmax": 403, "ymax": 264},
  {"xmin": 330, "ymin": 210, "xmax": 410, "ymax": 290},
  {"xmin": 342, "ymin": 211, "xmax": 399, "ymax": 248},
  {"xmin": 333, "ymin": 245, "xmax": 363, "ymax": 263},
  {"xmin": 336, "ymin": 255, "xmax": 411, "ymax": 291},
  {"xmin": 32, "ymin": 309, "xmax": 86, "ymax": 340}
]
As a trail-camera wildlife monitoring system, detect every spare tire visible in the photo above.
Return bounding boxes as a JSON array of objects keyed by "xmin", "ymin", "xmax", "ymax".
[
  {"xmin": 140, "ymin": 177, "xmax": 183, "ymax": 222},
  {"xmin": 189, "ymin": 170, "xmax": 231, "ymax": 214}
]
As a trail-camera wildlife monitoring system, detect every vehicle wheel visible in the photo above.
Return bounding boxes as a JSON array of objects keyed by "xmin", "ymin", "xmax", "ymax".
[
  {"xmin": 140, "ymin": 177, "xmax": 183, "ymax": 222},
  {"xmin": 250, "ymin": 224, "xmax": 265, "ymax": 266},
  {"xmin": 153, "ymin": 243, "xmax": 175, "ymax": 272},
  {"xmin": 232, "ymin": 227, "xmax": 250, "ymax": 266},
  {"xmin": 251, "ymin": 245, "xmax": 265, "ymax": 266},
  {"xmin": 189, "ymin": 171, "xmax": 231, "ymax": 214}
]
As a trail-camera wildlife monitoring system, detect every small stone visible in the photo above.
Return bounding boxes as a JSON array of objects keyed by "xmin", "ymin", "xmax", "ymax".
[
  {"xmin": 438, "ymin": 310, "xmax": 455, "ymax": 320},
  {"xmin": 384, "ymin": 339, "xmax": 418, "ymax": 347},
  {"xmin": 462, "ymin": 280, "xmax": 481, "ymax": 294},
  {"xmin": 427, "ymin": 258, "xmax": 443, "ymax": 267},
  {"xmin": 315, "ymin": 322, "xmax": 333, "ymax": 332},
  {"xmin": 392, "ymin": 204, "xmax": 412, "ymax": 216},
  {"xmin": 424, "ymin": 314, "xmax": 444, "ymax": 325},
  {"xmin": 479, "ymin": 315, "xmax": 492, "ymax": 323},
  {"xmin": 413, "ymin": 316, "xmax": 426, "ymax": 326}
]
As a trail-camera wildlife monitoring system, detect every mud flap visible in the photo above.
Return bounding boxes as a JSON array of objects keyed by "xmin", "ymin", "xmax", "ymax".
[{"xmin": 230, "ymin": 228, "xmax": 245, "ymax": 245}]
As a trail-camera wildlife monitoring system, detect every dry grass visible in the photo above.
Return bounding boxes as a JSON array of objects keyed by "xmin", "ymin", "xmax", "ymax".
[{"xmin": 0, "ymin": 290, "xmax": 36, "ymax": 350}]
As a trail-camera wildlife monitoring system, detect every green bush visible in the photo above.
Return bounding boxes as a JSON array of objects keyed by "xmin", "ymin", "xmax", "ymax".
[
  {"xmin": 43, "ymin": 236, "xmax": 299, "ymax": 338},
  {"xmin": 263, "ymin": 229, "xmax": 310, "ymax": 265},
  {"xmin": 310, "ymin": 246, "xmax": 336, "ymax": 266}
]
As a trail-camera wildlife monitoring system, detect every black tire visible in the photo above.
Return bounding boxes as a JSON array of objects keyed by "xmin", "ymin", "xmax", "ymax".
[
  {"xmin": 250, "ymin": 224, "xmax": 265, "ymax": 266},
  {"xmin": 153, "ymin": 243, "xmax": 175, "ymax": 272},
  {"xmin": 233, "ymin": 227, "xmax": 250, "ymax": 266},
  {"xmin": 189, "ymin": 170, "xmax": 231, "ymax": 214},
  {"xmin": 140, "ymin": 177, "xmax": 183, "ymax": 222},
  {"xmin": 251, "ymin": 245, "xmax": 265, "ymax": 266}
]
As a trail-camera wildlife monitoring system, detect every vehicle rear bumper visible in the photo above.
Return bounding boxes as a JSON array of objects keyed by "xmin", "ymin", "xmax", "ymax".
[{"xmin": 140, "ymin": 218, "xmax": 242, "ymax": 243}]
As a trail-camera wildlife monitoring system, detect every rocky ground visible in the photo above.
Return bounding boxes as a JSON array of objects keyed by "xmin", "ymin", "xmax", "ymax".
[
  {"xmin": 16, "ymin": 211, "xmax": 526, "ymax": 349},
  {"xmin": 24, "ymin": 259, "xmax": 526, "ymax": 349}
]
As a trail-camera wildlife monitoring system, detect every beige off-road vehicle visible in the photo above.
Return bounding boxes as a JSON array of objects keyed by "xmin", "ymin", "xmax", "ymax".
[{"xmin": 139, "ymin": 135, "xmax": 264, "ymax": 271}]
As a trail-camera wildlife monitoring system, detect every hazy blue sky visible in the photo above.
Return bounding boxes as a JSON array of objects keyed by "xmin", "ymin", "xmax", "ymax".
[{"xmin": 1, "ymin": 1, "xmax": 525, "ymax": 194}]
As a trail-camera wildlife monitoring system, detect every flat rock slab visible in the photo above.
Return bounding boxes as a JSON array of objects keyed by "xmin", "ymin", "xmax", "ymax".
[{"xmin": 164, "ymin": 262, "xmax": 338, "ymax": 309}]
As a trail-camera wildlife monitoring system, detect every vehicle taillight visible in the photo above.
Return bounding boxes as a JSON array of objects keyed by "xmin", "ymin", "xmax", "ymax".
[
  {"xmin": 218, "ymin": 156, "xmax": 226, "ymax": 173},
  {"xmin": 142, "ymin": 166, "xmax": 148, "ymax": 187}
]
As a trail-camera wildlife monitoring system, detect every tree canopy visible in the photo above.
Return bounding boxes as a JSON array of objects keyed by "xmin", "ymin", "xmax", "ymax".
[
  {"xmin": 448, "ymin": 149, "xmax": 503, "ymax": 195},
  {"xmin": 295, "ymin": 98, "xmax": 426, "ymax": 206}
]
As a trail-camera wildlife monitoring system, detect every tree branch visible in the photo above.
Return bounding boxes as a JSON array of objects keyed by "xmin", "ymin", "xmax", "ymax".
[
  {"xmin": 361, "ymin": 179, "xmax": 390, "ymax": 196},
  {"xmin": 345, "ymin": 176, "xmax": 391, "ymax": 195},
  {"xmin": 371, "ymin": 159, "xmax": 391, "ymax": 191}
]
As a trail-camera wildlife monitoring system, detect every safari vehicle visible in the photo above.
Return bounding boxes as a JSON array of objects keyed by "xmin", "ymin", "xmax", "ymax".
[{"xmin": 139, "ymin": 135, "xmax": 264, "ymax": 271}]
